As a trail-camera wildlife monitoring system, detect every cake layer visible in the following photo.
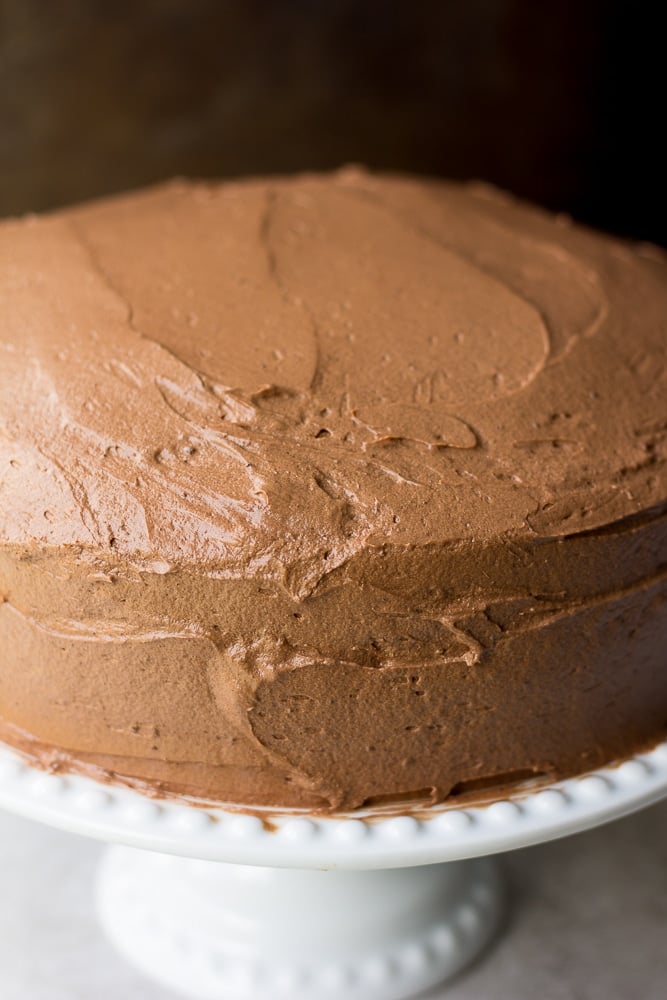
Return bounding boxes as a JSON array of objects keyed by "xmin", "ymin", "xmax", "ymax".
[{"xmin": 1, "ymin": 169, "xmax": 666, "ymax": 811}]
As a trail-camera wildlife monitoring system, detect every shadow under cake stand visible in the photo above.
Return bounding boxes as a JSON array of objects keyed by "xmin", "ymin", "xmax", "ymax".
[{"xmin": 1, "ymin": 741, "xmax": 666, "ymax": 1000}]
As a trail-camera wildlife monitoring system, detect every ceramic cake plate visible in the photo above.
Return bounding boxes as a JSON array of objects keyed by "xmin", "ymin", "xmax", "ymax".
[{"xmin": 1, "ymin": 739, "xmax": 666, "ymax": 1000}]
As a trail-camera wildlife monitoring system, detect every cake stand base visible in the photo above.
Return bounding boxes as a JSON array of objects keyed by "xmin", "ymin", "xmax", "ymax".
[
  {"xmin": 97, "ymin": 846, "xmax": 503, "ymax": 1000},
  {"xmin": 4, "ymin": 740, "xmax": 666, "ymax": 1000}
]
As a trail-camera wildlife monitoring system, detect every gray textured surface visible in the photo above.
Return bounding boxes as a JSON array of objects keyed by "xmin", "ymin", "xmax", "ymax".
[{"xmin": 0, "ymin": 801, "xmax": 665, "ymax": 999}]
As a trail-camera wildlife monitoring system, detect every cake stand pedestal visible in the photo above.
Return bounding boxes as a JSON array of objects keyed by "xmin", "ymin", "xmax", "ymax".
[
  {"xmin": 98, "ymin": 849, "xmax": 501, "ymax": 999},
  {"xmin": 1, "ymin": 741, "xmax": 666, "ymax": 1000}
]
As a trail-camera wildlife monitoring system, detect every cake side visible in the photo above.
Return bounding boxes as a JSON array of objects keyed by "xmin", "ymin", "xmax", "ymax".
[{"xmin": 1, "ymin": 169, "xmax": 666, "ymax": 811}]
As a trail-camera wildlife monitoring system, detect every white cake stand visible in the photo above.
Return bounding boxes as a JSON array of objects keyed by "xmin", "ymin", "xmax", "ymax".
[{"xmin": 1, "ymin": 740, "xmax": 666, "ymax": 1000}]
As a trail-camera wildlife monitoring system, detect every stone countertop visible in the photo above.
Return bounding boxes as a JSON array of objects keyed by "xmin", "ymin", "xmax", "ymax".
[{"xmin": 0, "ymin": 800, "xmax": 665, "ymax": 1000}]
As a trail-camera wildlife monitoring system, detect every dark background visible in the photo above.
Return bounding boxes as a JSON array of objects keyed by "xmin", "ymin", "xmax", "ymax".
[{"xmin": 0, "ymin": 0, "xmax": 665, "ymax": 244}]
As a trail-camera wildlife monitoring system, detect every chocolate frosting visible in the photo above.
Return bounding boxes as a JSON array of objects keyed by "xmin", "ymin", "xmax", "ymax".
[{"xmin": 1, "ymin": 168, "xmax": 666, "ymax": 811}]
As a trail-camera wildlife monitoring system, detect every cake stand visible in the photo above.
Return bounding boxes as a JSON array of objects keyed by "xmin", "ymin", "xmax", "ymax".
[{"xmin": 1, "ymin": 741, "xmax": 666, "ymax": 1000}]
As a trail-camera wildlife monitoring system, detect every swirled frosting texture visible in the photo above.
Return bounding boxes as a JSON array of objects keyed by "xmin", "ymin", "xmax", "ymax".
[{"xmin": 0, "ymin": 169, "xmax": 666, "ymax": 811}]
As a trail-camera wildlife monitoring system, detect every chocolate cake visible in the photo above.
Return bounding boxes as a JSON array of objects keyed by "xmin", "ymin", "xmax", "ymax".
[{"xmin": 0, "ymin": 168, "xmax": 665, "ymax": 812}]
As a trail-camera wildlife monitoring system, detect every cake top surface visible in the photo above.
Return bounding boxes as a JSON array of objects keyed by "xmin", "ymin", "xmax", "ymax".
[{"xmin": 1, "ymin": 167, "xmax": 666, "ymax": 596}]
